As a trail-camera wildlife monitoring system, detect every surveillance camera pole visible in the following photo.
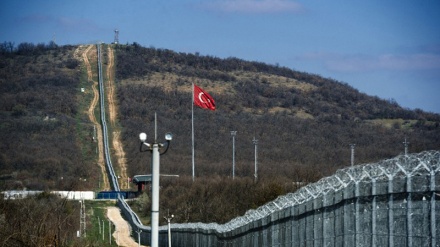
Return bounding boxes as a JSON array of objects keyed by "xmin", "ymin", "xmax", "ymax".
[{"xmin": 139, "ymin": 113, "xmax": 172, "ymax": 247}]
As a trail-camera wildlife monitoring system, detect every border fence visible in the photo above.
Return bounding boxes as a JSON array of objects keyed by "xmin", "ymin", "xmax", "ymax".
[
  {"xmin": 95, "ymin": 45, "xmax": 439, "ymax": 246},
  {"xmin": 117, "ymin": 150, "xmax": 439, "ymax": 247}
]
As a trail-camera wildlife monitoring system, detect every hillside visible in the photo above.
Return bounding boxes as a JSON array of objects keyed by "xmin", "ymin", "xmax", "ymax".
[
  {"xmin": 1, "ymin": 42, "xmax": 439, "ymax": 224},
  {"xmin": 114, "ymin": 43, "xmax": 440, "ymax": 179},
  {"xmin": 114, "ymin": 43, "xmax": 440, "ymax": 223},
  {"xmin": 0, "ymin": 43, "xmax": 100, "ymax": 190}
]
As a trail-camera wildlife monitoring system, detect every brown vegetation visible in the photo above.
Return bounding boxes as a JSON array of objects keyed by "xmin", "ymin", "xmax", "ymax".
[
  {"xmin": 0, "ymin": 42, "xmax": 100, "ymax": 191},
  {"xmin": 0, "ymin": 193, "xmax": 80, "ymax": 246},
  {"xmin": 1, "ymin": 42, "xmax": 439, "ymax": 226},
  {"xmin": 114, "ymin": 43, "xmax": 440, "ymax": 224}
]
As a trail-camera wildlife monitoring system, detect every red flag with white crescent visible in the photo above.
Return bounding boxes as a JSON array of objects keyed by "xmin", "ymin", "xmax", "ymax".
[{"xmin": 194, "ymin": 84, "xmax": 216, "ymax": 111}]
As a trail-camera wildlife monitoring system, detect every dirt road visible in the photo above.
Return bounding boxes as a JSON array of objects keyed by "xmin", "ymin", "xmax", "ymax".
[
  {"xmin": 106, "ymin": 46, "xmax": 129, "ymax": 190},
  {"xmin": 81, "ymin": 45, "xmax": 110, "ymax": 191},
  {"xmin": 81, "ymin": 45, "xmax": 139, "ymax": 246},
  {"xmin": 107, "ymin": 207, "xmax": 146, "ymax": 247},
  {"xmin": 107, "ymin": 45, "xmax": 117, "ymax": 126},
  {"xmin": 105, "ymin": 46, "xmax": 140, "ymax": 246}
]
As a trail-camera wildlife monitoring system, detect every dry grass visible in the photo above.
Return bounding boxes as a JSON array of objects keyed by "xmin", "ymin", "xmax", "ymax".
[
  {"xmin": 121, "ymin": 70, "xmax": 317, "ymax": 96},
  {"xmin": 365, "ymin": 119, "xmax": 415, "ymax": 129}
]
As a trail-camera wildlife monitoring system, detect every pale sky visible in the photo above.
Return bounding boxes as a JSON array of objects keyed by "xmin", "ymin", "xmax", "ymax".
[{"xmin": 1, "ymin": 0, "xmax": 439, "ymax": 113}]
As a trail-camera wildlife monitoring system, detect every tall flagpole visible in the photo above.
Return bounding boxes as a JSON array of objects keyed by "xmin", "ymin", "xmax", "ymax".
[{"xmin": 192, "ymin": 83, "xmax": 195, "ymax": 181}]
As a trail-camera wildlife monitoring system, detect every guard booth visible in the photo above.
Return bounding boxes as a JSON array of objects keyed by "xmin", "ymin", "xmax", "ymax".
[
  {"xmin": 132, "ymin": 175, "xmax": 152, "ymax": 192},
  {"xmin": 132, "ymin": 174, "xmax": 179, "ymax": 192}
]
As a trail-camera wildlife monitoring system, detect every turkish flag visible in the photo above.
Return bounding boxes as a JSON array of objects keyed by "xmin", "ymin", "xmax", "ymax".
[{"xmin": 194, "ymin": 84, "xmax": 216, "ymax": 111}]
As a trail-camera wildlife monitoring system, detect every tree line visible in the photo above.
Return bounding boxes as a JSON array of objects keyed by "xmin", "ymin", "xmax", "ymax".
[{"xmin": 1, "ymin": 41, "xmax": 58, "ymax": 55}]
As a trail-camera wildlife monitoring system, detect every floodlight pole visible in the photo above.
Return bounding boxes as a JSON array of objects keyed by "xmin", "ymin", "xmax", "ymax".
[
  {"xmin": 253, "ymin": 137, "xmax": 258, "ymax": 183},
  {"xmin": 139, "ymin": 113, "xmax": 172, "ymax": 247},
  {"xmin": 231, "ymin": 131, "xmax": 237, "ymax": 179},
  {"xmin": 151, "ymin": 142, "xmax": 160, "ymax": 247},
  {"xmin": 350, "ymin": 144, "xmax": 356, "ymax": 166},
  {"xmin": 403, "ymin": 137, "xmax": 409, "ymax": 156}
]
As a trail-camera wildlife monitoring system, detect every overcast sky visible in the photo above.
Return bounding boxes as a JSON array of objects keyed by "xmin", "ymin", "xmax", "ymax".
[{"xmin": 1, "ymin": 0, "xmax": 439, "ymax": 113}]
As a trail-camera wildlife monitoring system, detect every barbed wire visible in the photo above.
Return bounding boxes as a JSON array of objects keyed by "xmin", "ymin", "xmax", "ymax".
[{"xmin": 167, "ymin": 150, "xmax": 439, "ymax": 233}]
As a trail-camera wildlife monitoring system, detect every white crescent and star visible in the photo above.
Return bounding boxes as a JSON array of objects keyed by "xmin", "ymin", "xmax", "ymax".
[{"xmin": 198, "ymin": 92, "xmax": 206, "ymax": 103}]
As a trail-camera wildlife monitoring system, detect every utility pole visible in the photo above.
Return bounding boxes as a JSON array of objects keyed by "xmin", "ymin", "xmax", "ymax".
[
  {"xmin": 109, "ymin": 221, "xmax": 112, "ymax": 245},
  {"xmin": 350, "ymin": 144, "xmax": 356, "ymax": 166},
  {"xmin": 231, "ymin": 131, "xmax": 237, "ymax": 179},
  {"xmin": 79, "ymin": 199, "xmax": 86, "ymax": 237},
  {"xmin": 94, "ymin": 125, "xmax": 97, "ymax": 154},
  {"xmin": 253, "ymin": 137, "xmax": 258, "ymax": 183}
]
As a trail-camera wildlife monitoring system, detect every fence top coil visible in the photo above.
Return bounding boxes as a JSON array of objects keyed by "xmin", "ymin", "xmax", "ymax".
[
  {"xmin": 165, "ymin": 150, "xmax": 440, "ymax": 233},
  {"xmin": 122, "ymin": 151, "xmax": 439, "ymax": 232}
]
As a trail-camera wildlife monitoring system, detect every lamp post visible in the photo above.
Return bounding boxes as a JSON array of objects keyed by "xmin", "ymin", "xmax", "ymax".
[
  {"xmin": 230, "ymin": 131, "xmax": 237, "ymax": 179},
  {"xmin": 164, "ymin": 210, "xmax": 174, "ymax": 247},
  {"xmin": 139, "ymin": 114, "xmax": 173, "ymax": 247}
]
